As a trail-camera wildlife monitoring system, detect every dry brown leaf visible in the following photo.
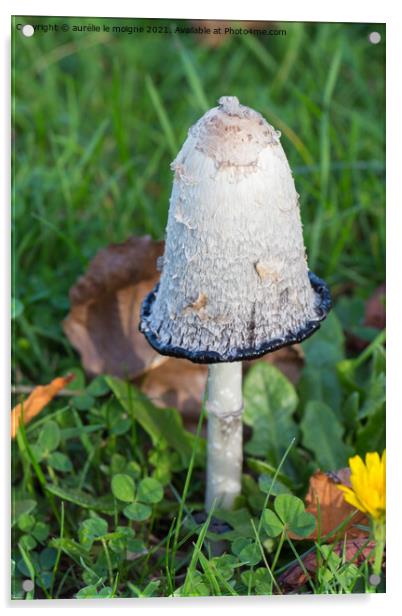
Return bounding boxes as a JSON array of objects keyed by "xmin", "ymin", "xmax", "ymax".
[
  {"xmin": 138, "ymin": 358, "xmax": 208, "ymax": 424},
  {"xmin": 347, "ymin": 283, "xmax": 386, "ymax": 352},
  {"xmin": 289, "ymin": 470, "xmax": 368, "ymax": 541},
  {"xmin": 365, "ymin": 283, "xmax": 386, "ymax": 330},
  {"xmin": 11, "ymin": 374, "xmax": 74, "ymax": 438},
  {"xmin": 278, "ymin": 538, "xmax": 377, "ymax": 592},
  {"xmin": 63, "ymin": 236, "xmax": 166, "ymax": 379}
]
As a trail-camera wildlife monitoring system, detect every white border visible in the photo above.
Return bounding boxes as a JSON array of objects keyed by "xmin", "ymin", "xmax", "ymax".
[
  {"xmin": 0, "ymin": 0, "xmax": 394, "ymax": 22},
  {"xmin": 2, "ymin": 1, "xmax": 401, "ymax": 613}
]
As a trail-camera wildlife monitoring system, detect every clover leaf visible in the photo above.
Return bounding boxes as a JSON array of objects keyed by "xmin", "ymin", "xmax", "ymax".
[{"xmin": 262, "ymin": 494, "xmax": 316, "ymax": 538}]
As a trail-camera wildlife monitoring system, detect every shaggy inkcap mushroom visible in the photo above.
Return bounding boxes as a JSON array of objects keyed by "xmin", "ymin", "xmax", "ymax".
[
  {"xmin": 141, "ymin": 96, "xmax": 331, "ymax": 512},
  {"xmin": 140, "ymin": 96, "xmax": 331, "ymax": 362}
]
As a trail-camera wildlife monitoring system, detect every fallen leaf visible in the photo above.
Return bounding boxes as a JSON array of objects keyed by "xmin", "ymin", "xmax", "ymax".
[
  {"xmin": 11, "ymin": 374, "xmax": 74, "ymax": 438},
  {"xmin": 278, "ymin": 537, "xmax": 378, "ymax": 592},
  {"xmin": 345, "ymin": 284, "xmax": 386, "ymax": 352},
  {"xmin": 63, "ymin": 236, "xmax": 166, "ymax": 379},
  {"xmin": 138, "ymin": 358, "xmax": 208, "ymax": 425},
  {"xmin": 364, "ymin": 283, "xmax": 386, "ymax": 330},
  {"xmin": 288, "ymin": 470, "xmax": 368, "ymax": 541}
]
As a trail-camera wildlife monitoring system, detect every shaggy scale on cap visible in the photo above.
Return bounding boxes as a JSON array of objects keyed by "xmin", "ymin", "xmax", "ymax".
[{"xmin": 140, "ymin": 96, "xmax": 331, "ymax": 363}]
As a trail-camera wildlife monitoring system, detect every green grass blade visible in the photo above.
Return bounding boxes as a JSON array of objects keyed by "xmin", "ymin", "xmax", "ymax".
[{"xmin": 145, "ymin": 74, "xmax": 178, "ymax": 157}]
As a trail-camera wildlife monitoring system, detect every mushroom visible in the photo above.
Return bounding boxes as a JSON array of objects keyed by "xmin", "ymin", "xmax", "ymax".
[{"xmin": 140, "ymin": 96, "xmax": 331, "ymax": 512}]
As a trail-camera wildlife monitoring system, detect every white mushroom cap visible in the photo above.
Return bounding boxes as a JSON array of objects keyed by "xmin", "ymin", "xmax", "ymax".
[{"xmin": 140, "ymin": 96, "xmax": 331, "ymax": 363}]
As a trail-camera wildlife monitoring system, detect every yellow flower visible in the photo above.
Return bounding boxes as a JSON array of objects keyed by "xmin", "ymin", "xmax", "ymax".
[{"xmin": 337, "ymin": 450, "xmax": 386, "ymax": 521}]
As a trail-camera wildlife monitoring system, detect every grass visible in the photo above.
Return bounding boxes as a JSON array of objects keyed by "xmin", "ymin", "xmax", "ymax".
[{"xmin": 11, "ymin": 17, "xmax": 385, "ymax": 599}]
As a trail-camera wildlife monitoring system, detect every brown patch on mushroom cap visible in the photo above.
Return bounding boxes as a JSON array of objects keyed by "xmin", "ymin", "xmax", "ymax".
[
  {"xmin": 183, "ymin": 292, "xmax": 208, "ymax": 316},
  {"xmin": 189, "ymin": 96, "xmax": 279, "ymax": 170},
  {"xmin": 254, "ymin": 260, "xmax": 281, "ymax": 283}
]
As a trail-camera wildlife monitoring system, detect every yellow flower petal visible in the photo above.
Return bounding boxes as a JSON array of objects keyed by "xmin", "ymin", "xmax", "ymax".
[
  {"xmin": 365, "ymin": 451, "xmax": 380, "ymax": 470},
  {"xmin": 349, "ymin": 455, "xmax": 367, "ymax": 481},
  {"xmin": 338, "ymin": 450, "xmax": 386, "ymax": 523},
  {"xmin": 337, "ymin": 485, "xmax": 367, "ymax": 514},
  {"xmin": 366, "ymin": 452, "xmax": 381, "ymax": 492},
  {"xmin": 380, "ymin": 449, "xmax": 386, "ymax": 509}
]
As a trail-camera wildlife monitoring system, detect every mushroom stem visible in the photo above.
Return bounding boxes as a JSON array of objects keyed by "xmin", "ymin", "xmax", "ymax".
[{"xmin": 205, "ymin": 362, "xmax": 243, "ymax": 512}]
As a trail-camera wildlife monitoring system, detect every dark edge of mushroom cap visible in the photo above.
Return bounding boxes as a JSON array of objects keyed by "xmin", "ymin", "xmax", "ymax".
[{"xmin": 139, "ymin": 271, "xmax": 332, "ymax": 364}]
